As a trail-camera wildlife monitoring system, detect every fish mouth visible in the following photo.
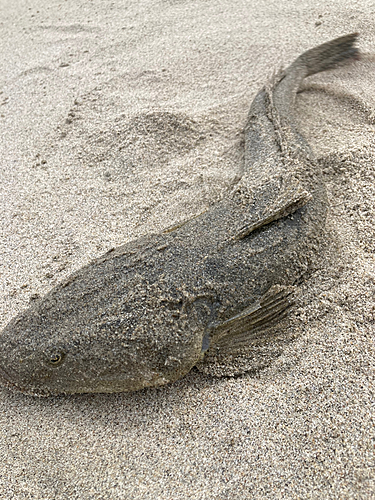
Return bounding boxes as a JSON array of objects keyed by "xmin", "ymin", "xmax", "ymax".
[
  {"xmin": 0, "ymin": 363, "xmax": 51, "ymax": 397},
  {"xmin": 0, "ymin": 363, "xmax": 24, "ymax": 393}
]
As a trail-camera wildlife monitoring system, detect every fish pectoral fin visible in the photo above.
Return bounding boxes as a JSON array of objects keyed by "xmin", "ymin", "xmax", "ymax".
[
  {"xmin": 211, "ymin": 284, "xmax": 295, "ymax": 349},
  {"xmin": 196, "ymin": 285, "xmax": 296, "ymax": 377},
  {"xmin": 234, "ymin": 183, "xmax": 312, "ymax": 241}
]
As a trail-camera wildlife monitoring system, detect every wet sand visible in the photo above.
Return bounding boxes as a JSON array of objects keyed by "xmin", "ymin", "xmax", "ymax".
[{"xmin": 0, "ymin": 1, "xmax": 374, "ymax": 498}]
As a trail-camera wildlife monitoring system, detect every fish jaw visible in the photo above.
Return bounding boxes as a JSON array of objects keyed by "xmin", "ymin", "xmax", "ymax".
[
  {"xmin": 0, "ymin": 366, "xmax": 171, "ymax": 397},
  {"xmin": 0, "ymin": 346, "xmax": 190, "ymax": 396}
]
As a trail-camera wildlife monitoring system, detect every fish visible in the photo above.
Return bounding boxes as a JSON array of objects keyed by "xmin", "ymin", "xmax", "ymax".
[{"xmin": 0, "ymin": 33, "xmax": 359, "ymax": 396}]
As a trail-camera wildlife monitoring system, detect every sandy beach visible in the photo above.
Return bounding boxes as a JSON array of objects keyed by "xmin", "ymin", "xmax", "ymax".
[{"xmin": 0, "ymin": 1, "xmax": 374, "ymax": 498}]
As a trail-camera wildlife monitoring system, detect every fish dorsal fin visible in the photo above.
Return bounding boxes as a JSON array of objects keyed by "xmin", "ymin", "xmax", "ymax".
[
  {"xmin": 227, "ymin": 175, "xmax": 312, "ymax": 245},
  {"xmin": 197, "ymin": 285, "xmax": 296, "ymax": 377},
  {"xmin": 233, "ymin": 182, "xmax": 312, "ymax": 241},
  {"xmin": 212, "ymin": 284, "xmax": 295, "ymax": 347}
]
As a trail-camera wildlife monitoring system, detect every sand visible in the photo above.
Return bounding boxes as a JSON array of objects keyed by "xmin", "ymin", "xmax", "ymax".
[{"xmin": 0, "ymin": 1, "xmax": 374, "ymax": 498}]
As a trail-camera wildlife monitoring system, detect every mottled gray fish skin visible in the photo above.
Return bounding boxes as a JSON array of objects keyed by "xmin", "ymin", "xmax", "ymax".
[{"xmin": 0, "ymin": 34, "xmax": 359, "ymax": 396}]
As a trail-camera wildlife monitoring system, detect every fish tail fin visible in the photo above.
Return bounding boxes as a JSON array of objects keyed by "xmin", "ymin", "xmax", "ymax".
[
  {"xmin": 298, "ymin": 33, "xmax": 360, "ymax": 77},
  {"xmin": 272, "ymin": 34, "xmax": 360, "ymax": 125}
]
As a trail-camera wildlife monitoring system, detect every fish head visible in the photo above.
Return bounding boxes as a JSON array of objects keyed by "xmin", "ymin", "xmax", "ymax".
[
  {"xmin": 0, "ymin": 265, "xmax": 210, "ymax": 396},
  {"xmin": 0, "ymin": 307, "xmax": 98, "ymax": 396}
]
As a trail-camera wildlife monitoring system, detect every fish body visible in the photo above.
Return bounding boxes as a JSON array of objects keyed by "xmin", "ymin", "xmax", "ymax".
[{"xmin": 0, "ymin": 34, "xmax": 359, "ymax": 395}]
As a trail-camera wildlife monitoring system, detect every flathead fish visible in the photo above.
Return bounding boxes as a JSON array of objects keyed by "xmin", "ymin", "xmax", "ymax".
[{"xmin": 0, "ymin": 34, "xmax": 359, "ymax": 395}]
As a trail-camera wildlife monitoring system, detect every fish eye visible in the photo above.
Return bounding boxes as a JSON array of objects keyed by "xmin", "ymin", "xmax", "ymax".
[{"xmin": 47, "ymin": 352, "xmax": 64, "ymax": 367}]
